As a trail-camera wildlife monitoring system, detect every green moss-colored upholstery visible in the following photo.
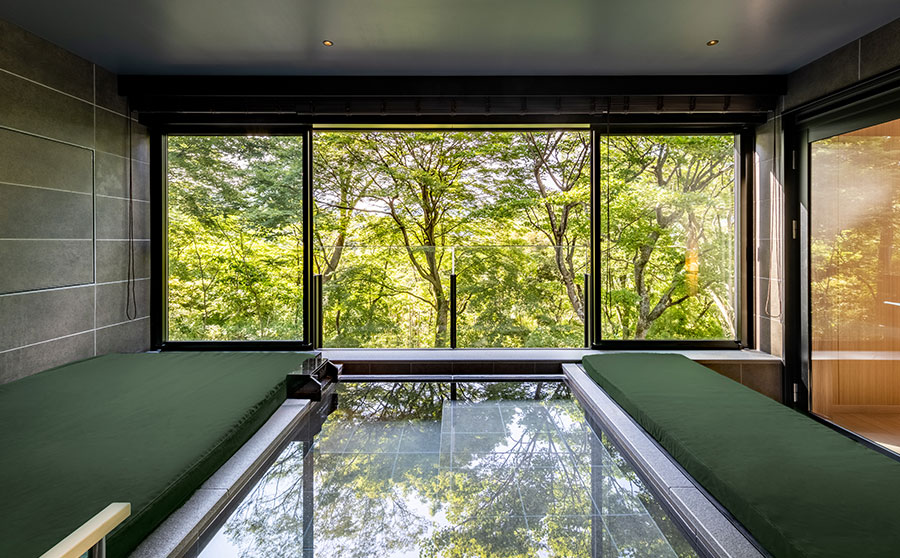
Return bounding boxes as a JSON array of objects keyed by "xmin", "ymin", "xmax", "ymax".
[
  {"xmin": 0, "ymin": 351, "xmax": 313, "ymax": 558},
  {"xmin": 582, "ymin": 353, "xmax": 900, "ymax": 558}
]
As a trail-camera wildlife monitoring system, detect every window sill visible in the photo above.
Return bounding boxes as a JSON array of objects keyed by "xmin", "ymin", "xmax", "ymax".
[{"xmin": 322, "ymin": 347, "xmax": 781, "ymax": 364}]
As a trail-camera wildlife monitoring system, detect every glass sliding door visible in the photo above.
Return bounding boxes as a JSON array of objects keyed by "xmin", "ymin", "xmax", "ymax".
[{"xmin": 810, "ymin": 117, "xmax": 900, "ymax": 453}]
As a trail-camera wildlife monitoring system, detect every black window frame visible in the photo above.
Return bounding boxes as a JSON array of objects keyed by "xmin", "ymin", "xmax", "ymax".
[
  {"xmin": 148, "ymin": 114, "xmax": 757, "ymax": 352},
  {"xmin": 785, "ymin": 72, "xmax": 900, "ymax": 412},
  {"xmin": 152, "ymin": 125, "xmax": 314, "ymax": 351},
  {"xmin": 590, "ymin": 125, "xmax": 752, "ymax": 350}
]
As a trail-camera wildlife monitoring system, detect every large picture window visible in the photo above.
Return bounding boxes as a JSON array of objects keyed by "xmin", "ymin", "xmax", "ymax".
[
  {"xmin": 166, "ymin": 135, "xmax": 305, "ymax": 341},
  {"xmin": 599, "ymin": 135, "xmax": 737, "ymax": 340},
  {"xmin": 313, "ymin": 130, "xmax": 590, "ymax": 348},
  {"xmin": 162, "ymin": 130, "xmax": 739, "ymax": 348}
]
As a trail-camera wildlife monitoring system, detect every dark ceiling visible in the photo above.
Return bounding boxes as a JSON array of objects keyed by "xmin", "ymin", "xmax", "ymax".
[{"xmin": 2, "ymin": 0, "xmax": 899, "ymax": 76}]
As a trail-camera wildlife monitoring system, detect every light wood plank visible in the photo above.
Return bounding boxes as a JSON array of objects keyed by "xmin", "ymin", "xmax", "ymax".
[
  {"xmin": 39, "ymin": 502, "xmax": 130, "ymax": 558},
  {"xmin": 830, "ymin": 413, "xmax": 900, "ymax": 454}
]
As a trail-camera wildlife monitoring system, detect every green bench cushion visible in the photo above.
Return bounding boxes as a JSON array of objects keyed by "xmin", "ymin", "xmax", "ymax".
[
  {"xmin": 0, "ymin": 351, "xmax": 313, "ymax": 558},
  {"xmin": 582, "ymin": 353, "xmax": 900, "ymax": 558}
]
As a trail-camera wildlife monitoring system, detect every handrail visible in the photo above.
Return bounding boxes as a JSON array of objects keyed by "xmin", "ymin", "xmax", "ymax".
[{"xmin": 39, "ymin": 502, "xmax": 130, "ymax": 558}]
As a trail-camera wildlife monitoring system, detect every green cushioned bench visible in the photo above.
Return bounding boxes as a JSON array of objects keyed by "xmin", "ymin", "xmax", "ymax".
[
  {"xmin": 582, "ymin": 353, "xmax": 900, "ymax": 558},
  {"xmin": 0, "ymin": 351, "xmax": 314, "ymax": 558}
]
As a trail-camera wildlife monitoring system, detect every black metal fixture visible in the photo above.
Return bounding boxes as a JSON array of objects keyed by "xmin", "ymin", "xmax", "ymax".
[{"xmin": 286, "ymin": 355, "xmax": 341, "ymax": 400}]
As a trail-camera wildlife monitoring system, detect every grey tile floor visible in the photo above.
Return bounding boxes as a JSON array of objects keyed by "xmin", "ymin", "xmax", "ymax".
[{"xmin": 198, "ymin": 389, "xmax": 697, "ymax": 558}]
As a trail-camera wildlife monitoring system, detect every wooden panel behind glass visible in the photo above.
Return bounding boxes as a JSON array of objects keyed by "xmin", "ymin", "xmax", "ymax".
[{"xmin": 810, "ymin": 118, "xmax": 900, "ymax": 419}]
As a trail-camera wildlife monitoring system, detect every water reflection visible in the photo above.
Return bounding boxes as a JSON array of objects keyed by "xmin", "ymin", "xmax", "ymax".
[{"xmin": 198, "ymin": 382, "xmax": 697, "ymax": 558}]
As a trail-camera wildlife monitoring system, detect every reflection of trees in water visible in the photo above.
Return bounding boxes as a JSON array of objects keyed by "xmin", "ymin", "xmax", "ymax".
[
  {"xmin": 335, "ymin": 381, "xmax": 571, "ymax": 421},
  {"xmin": 311, "ymin": 452, "xmax": 431, "ymax": 558},
  {"xmin": 216, "ymin": 383, "xmax": 693, "ymax": 558},
  {"xmin": 428, "ymin": 401, "xmax": 596, "ymax": 557},
  {"xmin": 222, "ymin": 442, "xmax": 309, "ymax": 558},
  {"xmin": 598, "ymin": 432, "xmax": 697, "ymax": 558}
]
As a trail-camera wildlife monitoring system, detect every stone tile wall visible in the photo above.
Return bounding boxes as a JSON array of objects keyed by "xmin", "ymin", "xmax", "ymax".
[{"xmin": 0, "ymin": 20, "xmax": 151, "ymax": 383}]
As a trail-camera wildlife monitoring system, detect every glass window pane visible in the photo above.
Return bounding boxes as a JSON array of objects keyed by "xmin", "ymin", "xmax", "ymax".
[
  {"xmin": 458, "ymin": 245, "xmax": 589, "ymax": 348},
  {"xmin": 599, "ymin": 135, "xmax": 737, "ymax": 340},
  {"xmin": 810, "ymin": 118, "xmax": 900, "ymax": 432},
  {"xmin": 313, "ymin": 130, "xmax": 591, "ymax": 348},
  {"xmin": 166, "ymin": 135, "xmax": 304, "ymax": 341}
]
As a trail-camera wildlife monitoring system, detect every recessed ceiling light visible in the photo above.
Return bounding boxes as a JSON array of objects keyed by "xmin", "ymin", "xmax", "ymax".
[
  {"xmin": 322, "ymin": 40, "xmax": 334, "ymax": 47},
  {"xmin": 706, "ymin": 39, "xmax": 719, "ymax": 46}
]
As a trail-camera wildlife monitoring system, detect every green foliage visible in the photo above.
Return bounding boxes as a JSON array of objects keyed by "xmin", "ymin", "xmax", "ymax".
[
  {"xmin": 167, "ymin": 136, "xmax": 305, "ymax": 340},
  {"xmin": 313, "ymin": 131, "xmax": 592, "ymax": 348},
  {"xmin": 167, "ymin": 132, "xmax": 736, "ymax": 345},
  {"xmin": 599, "ymin": 135, "xmax": 736, "ymax": 339}
]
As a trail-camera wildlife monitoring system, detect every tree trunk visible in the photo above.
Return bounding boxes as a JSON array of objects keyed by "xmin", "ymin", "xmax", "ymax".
[
  {"xmin": 632, "ymin": 231, "xmax": 660, "ymax": 339},
  {"xmin": 435, "ymin": 291, "xmax": 449, "ymax": 347},
  {"xmin": 321, "ymin": 231, "xmax": 345, "ymax": 284},
  {"xmin": 554, "ymin": 245, "xmax": 584, "ymax": 323},
  {"xmin": 423, "ymin": 246, "xmax": 449, "ymax": 347}
]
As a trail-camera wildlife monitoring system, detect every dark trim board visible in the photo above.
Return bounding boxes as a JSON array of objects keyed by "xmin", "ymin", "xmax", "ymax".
[
  {"xmin": 149, "ymin": 130, "xmax": 165, "ymax": 349},
  {"xmin": 739, "ymin": 129, "xmax": 755, "ymax": 349},
  {"xmin": 122, "ymin": 75, "xmax": 780, "ymax": 127},
  {"xmin": 786, "ymin": 66, "xmax": 900, "ymax": 124},
  {"xmin": 302, "ymin": 127, "xmax": 313, "ymax": 347},
  {"xmin": 806, "ymin": 413, "xmax": 900, "ymax": 463},
  {"xmin": 591, "ymin": 340, "xmax": 743, "ymax": 350},
  {"xmin": 338, "ymin": 374, "xmax": 567, "ymax": 382},
  {"xmin": 120, "ymin": 75, "xmax": 787, "ymax": 99},
  {"xmin": 161, "ymin": 341, "xmax": 315, "ymax": 352},
  {"xmin": 144, "ymin": 114, "xmax": 768, "ymax": 128}
]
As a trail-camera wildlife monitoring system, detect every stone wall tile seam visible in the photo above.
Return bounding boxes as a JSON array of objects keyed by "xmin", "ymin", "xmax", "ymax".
[
  {"xmin": 0, "ymin": 66, "xmax": 94, "ymax": 107},
  {"xmin": 95, "ymin": 103, "xmax": 141, "ymax": 121},
  {"xmin": 94, "ymin": 149, "xmax": 142, "ymax": 161},
  {"xmin": 0, "ymin": 123, "xmax": 93, "ymax": 152},
  {"xmin": 0, "ymin": 237, "xmax": 92, "ymax": 241},
  {"xmin": 0, "ymin": 181, "xmax": 93, "ymax": 196},
  {"xmin": 0, "ymin": 327, "xmax": 95, "ymax": 355},
  {"xmin": 95, "ymin": 238, "xmax": 151, "ymax": 242},
  {"xmin": 95, "ymin": 193, "xmax": 151, "ymax": 204},
  {"xmin": 94, "ymin": 315, "xmax": 150, "ymax": 332},
  {"xmin": 1, "ymin": 316, "xmax": 151, "ymax": 356},
  {"xmin": 0, "ymin": 282, "xmax": 94, "ymax": 298},
  {"xmin": 96, "ymin": 277, "xmax": 151, "ymax": 287}
]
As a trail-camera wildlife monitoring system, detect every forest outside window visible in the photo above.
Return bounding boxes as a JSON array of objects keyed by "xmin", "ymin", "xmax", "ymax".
[
  {"xmin": 599, "ymin": 135, "xmax": 738, "ymax": 340},
  {"xmin": 162, "ymin": 130, "xmax": 739, "ymax": 347},
  {"xmin": 313, "ymin": 130, "xmax": 590, "ymax": 348},
  {"xmin": 166, "ymin": 135, "xmax": 305, "ymax": 341}
]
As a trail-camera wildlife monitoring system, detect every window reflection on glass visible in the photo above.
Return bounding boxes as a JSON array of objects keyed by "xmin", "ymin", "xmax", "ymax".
[
  {"xmin": 166, "ymin": 136, "xmax": 305, "ymax": 341},
  {"xmin": 196, "ymin": 382, "xmax": 698, "ymax": 558},
  {"xmin": 811, "ymin": 118, "xmax": 900, "ymax": 445},
  {"xmin": 599, "ymin": 135, "xmax": 737, "ymax": 340}
]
